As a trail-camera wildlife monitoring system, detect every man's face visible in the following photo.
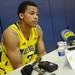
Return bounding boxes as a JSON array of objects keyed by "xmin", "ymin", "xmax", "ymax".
[{"xmin": 20, "ymin": 5, "xmax": 39, "ymax": 27}]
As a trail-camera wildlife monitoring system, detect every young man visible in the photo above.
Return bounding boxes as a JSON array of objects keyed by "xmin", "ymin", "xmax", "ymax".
[{"xmin": 0, "ymin": 1, "xmax": 46, "ymax": 74}]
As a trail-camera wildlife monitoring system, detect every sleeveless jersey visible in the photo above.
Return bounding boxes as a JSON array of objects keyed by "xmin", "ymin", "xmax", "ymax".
[{"xmin": 0, "ymin": 23, "xmax": 39, "ymax": 74}]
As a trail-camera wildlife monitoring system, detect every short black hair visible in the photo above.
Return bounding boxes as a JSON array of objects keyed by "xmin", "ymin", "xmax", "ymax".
[{"xmin": 17, "ymin": 1, "xmax": 38, "ymax": 16}]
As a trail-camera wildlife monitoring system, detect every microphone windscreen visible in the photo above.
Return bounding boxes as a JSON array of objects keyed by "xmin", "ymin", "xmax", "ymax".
[{"xmin": 21, "ymin": 65, "xmax": 33, "ymax": 75}]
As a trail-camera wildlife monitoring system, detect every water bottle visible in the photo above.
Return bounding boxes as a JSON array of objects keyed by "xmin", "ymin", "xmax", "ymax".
[
  {"xmin": 57, "ymin": 41, "xmax": 67, "ymax": 68},
  {"xmin": 57, "ymin": 41, "xmax": 66, "ymax": 56}
]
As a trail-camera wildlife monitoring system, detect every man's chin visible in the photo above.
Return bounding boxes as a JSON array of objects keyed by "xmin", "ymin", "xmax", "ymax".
[{"xmin": 31, "ymin": 24, "xmax": 37, "ymax": 27}]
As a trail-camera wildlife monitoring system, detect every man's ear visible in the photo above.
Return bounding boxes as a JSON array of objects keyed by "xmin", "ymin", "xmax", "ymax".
[{"xmin": 19, "ymin": 13, "xmax": 23, "ymax": 19}]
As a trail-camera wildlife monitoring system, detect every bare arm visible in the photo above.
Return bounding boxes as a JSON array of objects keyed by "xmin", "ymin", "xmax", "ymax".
[
  {"xmin": 2, "ymin": 28, "xmax": 22, "ymax": 69},
  {"xmin": 36, "ymin": 25, "xmax": 47, "ymax": 57}
]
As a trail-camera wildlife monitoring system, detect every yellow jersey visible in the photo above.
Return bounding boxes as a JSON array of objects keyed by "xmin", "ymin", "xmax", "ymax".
[{"xmin": 0, "ymin": 23, "xmax": 39, "ymax": 74}]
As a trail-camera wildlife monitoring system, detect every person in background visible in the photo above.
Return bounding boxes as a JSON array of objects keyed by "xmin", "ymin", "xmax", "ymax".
[
  {"xmin": 61, "ymin": 29, "xmax": 75, "ymax": 46},
  {"xmin": 0, "ymin": 1, "xmax": 46, "ymax": 74}
]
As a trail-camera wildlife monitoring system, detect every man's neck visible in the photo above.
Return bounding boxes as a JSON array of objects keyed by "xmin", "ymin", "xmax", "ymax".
[{"xmin": 18, "ymin": 21, "xmax": 31, "ymax": 39}]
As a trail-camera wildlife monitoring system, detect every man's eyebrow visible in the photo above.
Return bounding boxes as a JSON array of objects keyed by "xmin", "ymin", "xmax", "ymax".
[{"xmin": 29, "ymin": 10, "xmax": 38, "ymax": 13}]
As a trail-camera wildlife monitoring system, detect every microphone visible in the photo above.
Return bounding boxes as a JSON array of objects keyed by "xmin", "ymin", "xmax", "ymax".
[
  {"xmin": 21, "ymin": 57, "xmax": 58, "ymax": 75},
  {"xmin": 38, "ymin": 61, "xmax": 58, "ymax": 73},
  {"xmin": 21, "ymin": 57, "xmax": 41, "ymax": 75},
  {"xmin": 34, "ymin": 61, "xmax": 58, "ymax": 75}
]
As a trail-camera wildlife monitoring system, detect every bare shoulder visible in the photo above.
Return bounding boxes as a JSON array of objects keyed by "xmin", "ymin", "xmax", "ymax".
[
  {"xmin": 3, "ymin": 27, "xmax": 19, "ymax": 40},
  {"xmin": 36, "ymin": 25, "xmax": 43, "ymax": 37},
  {"xmin": 2, "ymin": 27, "xmax": 19, "ymax": 48}
]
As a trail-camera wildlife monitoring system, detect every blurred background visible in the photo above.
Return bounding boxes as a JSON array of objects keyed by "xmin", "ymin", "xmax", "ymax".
[{"xmin": 0, "ymin": 0, "xmax": 75, "ymax": 52}]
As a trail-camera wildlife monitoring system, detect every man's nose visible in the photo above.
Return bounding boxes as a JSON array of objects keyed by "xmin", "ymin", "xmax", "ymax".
[{"xmin": 34, "ymin": 14, "xmax": 38, "ymax": 20}]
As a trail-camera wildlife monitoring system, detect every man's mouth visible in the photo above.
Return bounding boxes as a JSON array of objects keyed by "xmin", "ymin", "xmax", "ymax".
[{"xmin": 32, "ymin": 21, "xmax": 38, "ymax": 24}]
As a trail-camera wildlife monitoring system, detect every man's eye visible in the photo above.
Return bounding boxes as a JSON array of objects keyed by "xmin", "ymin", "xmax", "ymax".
[
  {"xmin": 36, "ymin": 13, "xmax": 39, "ymax": 16},
  {"xmin": 29, "ymin": 12, "xmax": 39, "ymax": 15},
  {"xmin": 30, "ymin": 12, "xmax": 34, "ymax": 15}
]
